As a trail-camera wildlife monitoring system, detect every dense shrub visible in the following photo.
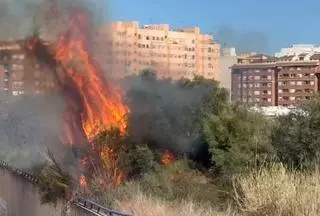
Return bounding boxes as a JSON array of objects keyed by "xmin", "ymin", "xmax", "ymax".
[{"xmin": 271, "ymin": 97, "xmax": 320, "ymax": 169}]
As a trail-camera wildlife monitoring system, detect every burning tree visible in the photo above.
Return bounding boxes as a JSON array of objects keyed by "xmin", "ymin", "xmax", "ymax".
[{"xmin": 26, "ymin": 0, "xmax": 130, "ymax": 191}]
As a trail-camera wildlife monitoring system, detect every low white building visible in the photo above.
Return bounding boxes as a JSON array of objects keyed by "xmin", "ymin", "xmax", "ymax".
[
  {"xmin": 250, "ymin": 106, "xmax": 294, "ymax": 117},
  {"xmin": 275, "ymin": 44, "xmax": 320, "ymax": 57}
]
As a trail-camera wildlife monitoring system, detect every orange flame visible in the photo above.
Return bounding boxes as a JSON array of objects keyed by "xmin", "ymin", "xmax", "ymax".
[
  {"xmin": 47, "ymin": 7, "xmax": 129, "ymax": 186},
  {"xmin": 54, "ymin": 37, "xmax": 129, "ymax": 141},
  {"xmin": 161, "ymin": 151, "xmax": 175, "ymax": 165},
  {"xmin": 80, "ymin": 175, "xmax": 87, "ymax": 188}
]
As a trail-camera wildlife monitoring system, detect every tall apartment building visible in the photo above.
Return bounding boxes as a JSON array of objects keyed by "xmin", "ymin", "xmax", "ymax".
[
  {"xmin": 96, "ymin": 21, "xmax": 220, "ymax": 80},
  {"xmin": 0, "ymin": 41, "xmax": 56, "ymax": 97},
  {"xmin": 220, "ymin": 47, "xmax": 237, "ymax": 101},
  {"xmin": 231, "ymin": 54, "xmax": 320, "ymax": 107}
]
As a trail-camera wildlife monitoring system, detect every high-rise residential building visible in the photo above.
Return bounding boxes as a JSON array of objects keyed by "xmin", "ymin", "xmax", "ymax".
[
  {"xmin": 220, "ymin": 47, "xmax": 237, "ymax": 101},
  {"xmin": 96, "ymin": 21, "xmax": 220, "ymax": 80},
  {"xmin": 231, "ymin": 53, "xmax": 320, "ymax": 107},
  {"xmin": 0, "ymin": 41, "xmax": 56, "ymax": 97},
  {"xmin": 275, "ymin": 44, "xmax": 320, "ymax": 57}
]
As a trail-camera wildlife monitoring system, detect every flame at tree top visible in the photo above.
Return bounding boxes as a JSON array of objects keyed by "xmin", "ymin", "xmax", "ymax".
[
  {"xmin": 27, "ymin": 1, "xmax": 130, "ymax": 187},
  {"xmin": 53, "ymin": 9, "xmax": 129, "ymax": 142}
]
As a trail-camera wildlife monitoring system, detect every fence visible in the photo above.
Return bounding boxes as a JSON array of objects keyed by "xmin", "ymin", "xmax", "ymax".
[{"xmin": 0, "ymin": 161, "xmax": 132, "ymax": 216}]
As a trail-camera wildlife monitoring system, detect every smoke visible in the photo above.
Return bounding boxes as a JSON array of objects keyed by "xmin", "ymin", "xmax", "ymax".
[
  {"xmin": 121, "ymin": 72, "xmax": 213, "ymax": 157},
  {"xmin": 0, "ymin": 0, "xmax": 43, "ymax": 40},
  {"xmin": 0, "ymin": 94, "xmax": 68, "ymax": 170},
  {"xmin": 216, "ymin": 25, "xmax": 269, "ymax": 54},
  {"xmin": 0, "ymin": 0, "xmax": 109, "ymax": 171}
]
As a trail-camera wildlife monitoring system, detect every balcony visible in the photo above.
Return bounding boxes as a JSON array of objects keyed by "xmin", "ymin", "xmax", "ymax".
[{"xmin": 280, "ymin": 68, "xmax": 316, "ymax": 74}]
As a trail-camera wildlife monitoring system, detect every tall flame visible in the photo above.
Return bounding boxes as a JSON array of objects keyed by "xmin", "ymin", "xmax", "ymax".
[
  {"xmin": 51, "ymin": 8, "xmax": 128, "ymax": 142},
  {"xmin": 28, "ymin": 4, "xmax": 130, "ymax": 187},
  {"xmin": 54, "ymin": 36, "xmax": 129, "ymax": 141}
]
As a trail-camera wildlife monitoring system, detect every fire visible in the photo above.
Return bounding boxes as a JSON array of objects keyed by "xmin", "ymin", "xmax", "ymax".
[
  {"xmin": 27, "ymin": 2, "xmax": 130, "ymax": 187},
  {"xmin": 79, "ymin": 175, "xmax": 87, "ymax": 187},
  {"xmin": 54, "ymin": 36, "xmax": 129, "ymax": 141},
  {"xmin": 161, "ymin": 151, "xmax": 175, "ymax": 165}
]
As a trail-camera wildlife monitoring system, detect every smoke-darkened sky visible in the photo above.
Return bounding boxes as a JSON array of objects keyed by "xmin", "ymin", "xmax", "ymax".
[{"xmin": 109, "ymin": 0, "xmax": 320, "ymax": 55}]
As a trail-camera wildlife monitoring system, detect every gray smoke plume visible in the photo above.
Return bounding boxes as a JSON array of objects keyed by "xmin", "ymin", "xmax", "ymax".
[
  {"xmin": 216, "ymin": 25, "xmax": 269, "ymax": 54},
  {"xmin": 0, "ymin": 0, "xmax": 43, "ymax": 40},
  {"xmin": 0, "ymin": 0, "xmax": 109, "ymax": 171},
  {"xmin": 121, "ymin": 72, "xmax": 215, "ymax": 156},
  {"xmin": 0, "ymin": 94, "xmax": 67, "ymax": 170}
]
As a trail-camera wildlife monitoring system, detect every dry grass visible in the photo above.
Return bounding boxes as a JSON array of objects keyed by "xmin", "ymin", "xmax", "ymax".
[
  {"xmin": 234, "ymin": 163, "xmax": 320, "ymax": 216},
  {"xmin": 96, "ymin": 163, "xmax": 320, "ymax": 216},
  {"xmin": 113, "ymin": 183, "xmax": 236, "ymax": 216}
]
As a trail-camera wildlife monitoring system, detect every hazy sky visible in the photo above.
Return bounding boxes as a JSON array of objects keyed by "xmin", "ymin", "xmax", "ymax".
[{"xmin": 109, "ymin": 0, "xmax": 320, "ymax": 54}]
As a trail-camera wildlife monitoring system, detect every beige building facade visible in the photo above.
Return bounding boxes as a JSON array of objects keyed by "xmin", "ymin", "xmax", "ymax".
[{"xmin": 96, "ymin": 21, "xmax": 220, "ymax": 80}]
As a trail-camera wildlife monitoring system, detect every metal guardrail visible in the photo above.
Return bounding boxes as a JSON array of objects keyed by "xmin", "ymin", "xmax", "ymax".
[
  {"xmin": 0, "ymin": 160, "xmax": 38, "ymax": 183},
  {"xmin": 74, "ymin": 197, "xmax": 132, "ymax": 216},
  {"xmin": 0, "ymin": 160, "xmax": 133, "ymax": 216}
]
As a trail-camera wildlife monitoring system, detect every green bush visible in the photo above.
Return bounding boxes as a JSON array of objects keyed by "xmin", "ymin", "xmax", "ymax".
[
  {"xmin": 203, "ymin": 104, "xmax": 275, "ymax": 177},
  {"xmin": 127, "ymin": 144, "xmax": 157, "ymax": 178},
  {"xmin": 271, "ymin": 97, "xmax": 320, "ymax": 169}
]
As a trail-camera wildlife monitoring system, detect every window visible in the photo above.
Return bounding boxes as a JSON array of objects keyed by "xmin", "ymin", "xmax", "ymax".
[
  {"xmin": 297, "ymin": 81, "xmax": 302, "ymax": 86},
  {"xmin": 146, "ymin": 36, "xmax": 149, "ymax": 40},
  {"xmin": 289, "ymin": 89, "xmax": 295, "ymax": 93},
  {"xmin": 290, "ymin": 97, "xmax": 295, "ymax": 101},
  {"xmin": 283, "ymin": 96, "xmax": 289, "ymax": 100},
  {"xmin": 254, "ymin": 76, "xmax": 260, "ymax": 80},
  {"xmin": 267, "ymin": 76, "xmax": 272, "ymax": 80},
  {"xmin": 254, "ymin": 91, "xmax": 260, "ymax": 95},
  {"xmin": 290, "ymin": 81, "xmax": 295, "ymax": 85}
]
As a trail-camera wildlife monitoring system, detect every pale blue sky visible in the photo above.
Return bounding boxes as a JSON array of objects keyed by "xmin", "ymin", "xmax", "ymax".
[{"xmin": 109, "ymin": 0, "xmax": 320, "ymax": 54}]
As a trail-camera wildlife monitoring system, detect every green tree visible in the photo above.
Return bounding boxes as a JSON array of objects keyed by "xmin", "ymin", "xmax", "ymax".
[
  {"xmin": 203, "ymin": 104, "xmax": 275, "ymax": 176},
  {"xmin": 271, "ymin": 97, "xmax": 320, "ymax": 168}
]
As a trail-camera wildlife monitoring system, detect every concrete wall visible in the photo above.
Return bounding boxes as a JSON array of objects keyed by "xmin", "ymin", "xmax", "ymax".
[{"xmin": 0, "ymin": 166, "xmax": 92, "ymax": 216}]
